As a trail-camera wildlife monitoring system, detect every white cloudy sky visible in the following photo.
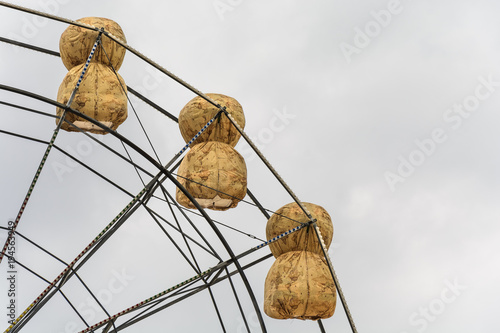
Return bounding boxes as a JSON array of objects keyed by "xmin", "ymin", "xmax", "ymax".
[{"xmin": 1, "ymin": 0, "xmax": 499, "ymax": 332}]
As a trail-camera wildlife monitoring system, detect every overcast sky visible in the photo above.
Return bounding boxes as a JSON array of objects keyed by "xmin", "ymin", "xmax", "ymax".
[{"xmin": 1, "ymin": 0, "xmax": 499, "ymax": 332}]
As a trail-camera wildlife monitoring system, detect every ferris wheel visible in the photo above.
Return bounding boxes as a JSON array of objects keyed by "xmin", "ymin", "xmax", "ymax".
[{"xmin": 0, "ymin": 2, "xmax": 357, "ymax": 332}]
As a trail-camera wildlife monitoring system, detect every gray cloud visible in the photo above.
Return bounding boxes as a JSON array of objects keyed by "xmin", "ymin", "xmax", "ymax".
[{"xmin": 1, "ymin": 0, "xmax": 499, "ymax": 332}]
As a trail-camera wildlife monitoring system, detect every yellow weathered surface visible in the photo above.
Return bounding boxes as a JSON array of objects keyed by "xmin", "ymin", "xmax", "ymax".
[
  {"xmin": 56, "ymin": 63, "xmax": 128, "ymax": 134},
  {"xmin": 178, "ymin": 93, "xmax": 245, "ymax": 147},
  {"xmin": 264, "ymin": 251, "xmax": 337, "ymax": 320},
  {"xmin": 176, "ymin": 141, "xmax": 247, "ymax": 211},
  {"xmin": 59, "ymin": 17, "xmax": 127, "ymax": 71},
  {"xmin": 266, "ymin": 202, "xmax": 333, "ymax": 257}
]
